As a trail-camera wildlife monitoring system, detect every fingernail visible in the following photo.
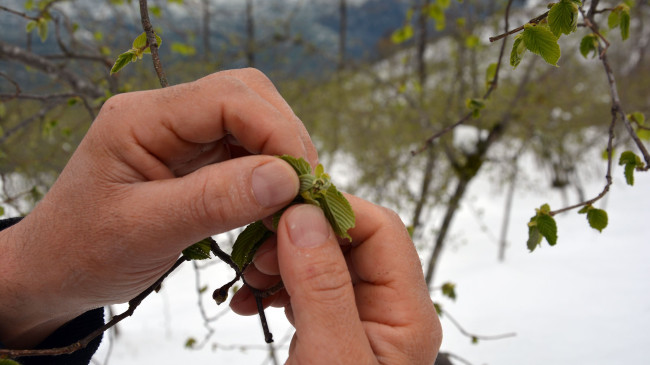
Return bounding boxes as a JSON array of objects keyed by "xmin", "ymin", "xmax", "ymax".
[
  {"xmin": 252, "ymin": 160, "xmax": 298, "ymax": 208},
  {"xmin": 287, "ymin": 205, "xmax": 330, "ymax": 248}
]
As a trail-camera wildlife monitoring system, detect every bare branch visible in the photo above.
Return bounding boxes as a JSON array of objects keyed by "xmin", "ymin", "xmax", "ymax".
[
  {"xmin": 0, "ymin": 257, "xmax": 188, "ymax": 359},
  {"xmin": 138, "ymin": 0, "xmax": 168, "ymax": 88},
  {"xmin": 0, "ymin": 5, "xmax": 40, "ymax": 21},
  {"xmin": 0, "ymin": 40, "xmax": 104, "ymax": 98},
  {"xmin": 443, "ymin": 310, "xmax": 516, "ymax": 342}
]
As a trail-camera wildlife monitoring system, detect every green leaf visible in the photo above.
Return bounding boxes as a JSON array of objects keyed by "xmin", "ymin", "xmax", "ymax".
[
  {"xmin": 184, "ymin": 337, "xmax": 197, "ymax": 348},
  {"xmin": 150, "ymin": 5, "xmax": 162, "ymax": 17},
  {"xmin": 182, "ymin": 237, "xmax": 213, "ymax": 260},
  {"xmin": 465, "ymin": 34, "xmax": 480, "ymax": 49},
  {"xmin": 391, "ymin": 25, "xmax": 414, "ymax": 44},
  {"xmin": 608, "ymin": 10, "xmax": 620, "ymax": 29},
  {"xmin": 536, "ymin": 214, "xmax": 558, "ymax": 246},
  {"xmin": 485, "ymin": 62, "xmax": 497, "ymax": 89},
  {"xmin": 279, "ymin": 155, "xmax": 312, "ymax": 175},
  {"xmin": 132, "ymin": 32, "xmax": 148, "ymax": 49},
  {"xmin": 619, "ymin": 150, "xmax": 640, "ymax": 166},
  {"xmin": 231, "ymin": 221, "xmax": 273, "ymax": 270},
  {"xmin": 110, "ymin": 50, "xmax": 135, "ymax": 75},
  {"xmin": 37, "ymin": 18, "xmax": 48, "ymax": 42},
  {"xmin": 171, "ymin": 42, "xmax": 196, "ymax": 56},
  {"xmin": 0, "ymin": 205, "xmax": 5, "ymax": 216},
  {"xmin": 441, "ymin": 282, "xmax": 456, "ymax": 300},
  {"xmin": 0, "ymin": 360, "xmax": 22, "ymax": 365},
  {"xmin": 299, "ymin": 173, "xmax": 316, "ymax": 195},
  {"xmin": 25, "ymin": 0, "xmax": 34, "ymax": 10},
  {"xmin": 579, "ymin": 34, "xmax": 599, "ymax": 58},
  {"xmin": 624, "ymin": 163, "xmax": 636, "ymax": 185},
  {"xmin": 26, "ymin": 20, "xmax": 37, "ymax": 33},
  {"xmin": 471, "ymin": 336, "xmax": 479, "ymax": 344},
  {"xmin": 629, "ymin": 112, "xmax": 645, "ymax": 125},
  {"xmin": 577, "ymin": 205, "xmax": 591, "ymax": 214},
  {"xmin": 522, "ymin": 24, "xmax": 561, "ymax": 66},
  {"xmin": 587, "ymin": 208, "xmax": 608, "ymax": 232},
  {"xmin": 510, "ymin": 34, "xmax": 526, "ymax": 68},
  {"xmin": 548, "ymin": 0, "xmax": 579, "ymax": 38},
  {"xmin": 527, "ymin": 221, "xmax": 542, "ymax": 252},
  {"xmin": 319, "ymin": 184, "xmax": 356, "ymax": 241},
  {"xmin": 620, "ymin": 8, "xmax": 630, "ymax": 40},
  {"xmin": 433, "ymin": 302, "xmax": 443, "ymax": 316},
  {"xmin": 437, "ymin": 0, "xmax": 451, "ymax": 8},
  {"xmin": 539, "ymin": 203, "xmax": 551, "ymax": 214}
]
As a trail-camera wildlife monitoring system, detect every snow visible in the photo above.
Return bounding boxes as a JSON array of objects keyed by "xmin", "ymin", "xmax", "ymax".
[{"xmin": 92, "ymin": 163, "xmax": 650, "ymax": 364}]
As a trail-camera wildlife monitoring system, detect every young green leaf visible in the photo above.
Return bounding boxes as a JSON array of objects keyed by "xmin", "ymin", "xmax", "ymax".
[
  {"xmin": 182, "ymin": 237, "xmax": 213, "ymax": 260},
  {"xmin": 619, "ymin": 151, "xmax": 644, "ymax": 186},
  {"xmin": 319, "ymin": 184, "xmax": 356, "ymax": 241},
  {"xmin": 510, "ymin": 34, "xmax": 526, "ymax": 68},
  {"xmin": 441, "ymin": 282, "xmax": 456, "ymax": 300},
  {"xmin": 619, "ymin": 8, "xmax": 630, "ymax": 40},
  {"xmin": 26, "ymin": 20, "xmax": 37, "ymax": 33},
  {"xmin": 110, "ymin": 50, "xmax": 136, "ymax": 75},
  {"xmin": 579, "ymin": 34, "xmax": 599, "ymax": 58},
  {"xmin": 279, "ymin": 154, "xmax": 312, "ymax": 176},
  {"xmin": 608, "ymin": 10, "xmax": 621, "ymax": 29},
  {"xmin": 527, "ymin": 218, "xmax": 543, "ymax": 252},
  {"xmin": 536, "ymin": 214, "xmax": 558, "ymax": 246},
  {"xmin": 629, "ymin": 112, "xmax": 645, "ymax": 125},
  {"xmin": 391, "ymin": 25, "xmax": 414, "ymax": 44},
  {"xmin": 37, "ymin": 18, "xmax": 48, "ymax": 42},
  {"xmin": 577, "ymin": 205, "xmax": 591, "ymax": 214},
  {"xmin": 548, "ymin": 0, "xmax": 579, "ymax": 38},
  {"xmin": 437, "ymin": 0, "xmax": 451, "ymax": 8},
  {"xmin": 522, "ymin": 24, "xmax": 561, "ymax": 66},
  {"xmin": 485, "ymin": 62, "xmax": 497, "ymax": 90},
  {"xmin": 586, "ymin": 208, "xmax": 608, "ymax": 233},
  {"xmin": 231, "ymin": 221, "xmax": 273, "ymax": 270}
]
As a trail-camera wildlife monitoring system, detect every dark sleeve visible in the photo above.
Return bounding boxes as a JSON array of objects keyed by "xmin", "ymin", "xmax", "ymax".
[{"xmin": 0, "ymin": 217, "xmax": 105, "ymax": 365}]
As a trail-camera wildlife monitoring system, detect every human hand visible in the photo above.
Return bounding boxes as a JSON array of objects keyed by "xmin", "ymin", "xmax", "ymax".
[
  {"xmin": 0, "ymin": 69, "xmax": 317, "ymax": 348},
  {"xmin": 230, "ymin": 195, "xmax": 442, "ymax": 364}
]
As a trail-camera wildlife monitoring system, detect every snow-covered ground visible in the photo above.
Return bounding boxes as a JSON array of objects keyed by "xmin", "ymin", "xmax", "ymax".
[{"xmin": 92, "ymin": 161, "xmax": 650, "ymax": 365}]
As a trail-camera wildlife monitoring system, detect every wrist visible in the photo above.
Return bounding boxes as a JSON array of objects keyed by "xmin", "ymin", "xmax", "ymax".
[{"xmin": 0, "ymin": 219, "xmax": 83, "ymax": 348}]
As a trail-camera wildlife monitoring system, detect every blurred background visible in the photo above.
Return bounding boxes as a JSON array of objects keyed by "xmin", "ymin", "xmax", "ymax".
[{"xmin": 1, "ymin": 0, "xmax": 649, "ymax": 364}]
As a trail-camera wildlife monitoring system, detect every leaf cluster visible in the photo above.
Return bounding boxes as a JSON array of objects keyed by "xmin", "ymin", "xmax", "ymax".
[
  {"xmin": 111, "ymin": 32, "xmax": 163, "ymax": 75},
  {"xmin": 618, "ymin": 150, "xmax": 645, "ymax": 186},
  {"xmin": 527, "ymin": 204, "xmax": 557, "ymax": 252}
]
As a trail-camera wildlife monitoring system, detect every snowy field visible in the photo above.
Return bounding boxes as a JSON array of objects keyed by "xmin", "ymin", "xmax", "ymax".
[{"xmin": 92, "ymin": 162, "xmax": 650, "ymax": 365}]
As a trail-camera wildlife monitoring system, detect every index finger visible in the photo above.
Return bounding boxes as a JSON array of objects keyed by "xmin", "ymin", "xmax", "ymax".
[{"xmin": 98, "ymin": 71, "xmax": 313, "ymax": 180}]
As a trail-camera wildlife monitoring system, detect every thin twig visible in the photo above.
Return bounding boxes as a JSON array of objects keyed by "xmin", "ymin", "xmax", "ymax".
[
  {"xmin": 0, "ymin": 5, "xmax": 40, "ymax": 21},
  {"xmin": 443, "ymin": 310, "xmax": 516, "ymax": 342},
  {"xmin": 0, "ymin": 257, "xmax": 188, "ymax": 358},
  {"xmin": 138, "ymin": 0, "xmax": 168, "ymax": 88},
  {"xmin": 488, "ymin": 11, "xmax": 549, "ymax": 43},
  {"xmin": 412, "ymin": 0, "xmax": 515, "ymax": 155},
  {"xmin": 0, "ymin": 71, "xmax": 22, "ymax": 101}
]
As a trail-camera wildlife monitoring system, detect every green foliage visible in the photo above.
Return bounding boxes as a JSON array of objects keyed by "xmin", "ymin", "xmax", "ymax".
[
  {"xmin": 466, "ymin": 98, "xmax": 485, "ymax": 118},
  {"xmin": 618, "ymin": 151, "xmax": 645, "ymax": 185},
  {"xmin": 548, "ymin": 0, "xmax": 580, "ymax": 38},
  {"xmin": 521, "ymin": 24, "xmax": 561, "ymax": 67},
  {"xmin": 111, "ymin": 32, "xmax": 163, "ymax": 75},
  {"xmin": 577, "ymin": 205, "xmax": 608, "ymax": 233},
  {"xmin": 527, "ymin": 204, "xmax": 557, "ymax": 252},
  {"xmin": 25, "ymin": 18, "xmax": 49, "ymax": 42},
  {"xmin": 171, "ymin": 42, "xmax": 196, "ymax": 56},
  {"xmin": 441, "ymin": 282, "xmax": 456, "ymax": 300},
  {"xmin": 184, "ymin": 337, "xmax": 197, "ymax": 349},
  {"xmin": 0, "ymin": 360, "xmax": 22, "ymax": 365},
  {"xmin": 580, "ymin": 34, "xmax": 599, "ymax": 58},
  {"xmin": 182, "ymin": 237, "xmax": 213, "ymax": 260},
  {"xmin": 510, "ymin": 34, "xmax": 526, "ymax": 68},
  {"xmin": 391, "ymin": 25, "xmax": 414, "ymax": 44},
  {"xmin": 231, "ymin": 221, "xmax": 273, "ymax": 270},
  {"xmin": 229, "ymin": 156, "xmax": 355, "ymax": 270},
  {"xmin": 608, "ymin": 4, "xmax": 631, "ymax": 40}
]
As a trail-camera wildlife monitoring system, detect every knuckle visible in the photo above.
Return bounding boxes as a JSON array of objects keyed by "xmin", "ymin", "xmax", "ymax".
[{"xmin": 301, "ymin": 257, "xmax": 352, "ymax": 304}]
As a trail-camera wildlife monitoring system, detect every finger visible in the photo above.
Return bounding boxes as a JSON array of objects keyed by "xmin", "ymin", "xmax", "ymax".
[
  {"xmin": 219, "ymin": 69, "xmax": 318, "ymax": 167},
  {"xmin": 277, "ymin": 205, "xmax": 374, "ymax": 362},
  {"xmin": 344, "ymin": 195, "xmax": 442, "ymax": 363},
  {"xmin": 229, "ymin": 286, "xmax": 279, "ymax": 316},
  {"xmin": 252, "ymin": 237, "xmax": 280, "ymax": 275},
  {"xmin": 96, "ymin": 71, "xmax": 310, "ymax": 181},
  {"xmin": 112, "ymin": 155, "xmax": 299, "ymax": 259}
]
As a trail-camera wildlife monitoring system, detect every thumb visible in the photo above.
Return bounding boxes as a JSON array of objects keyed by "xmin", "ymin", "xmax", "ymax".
[
  {"xmin": 277, "ymin": 205, "xmax": 372, "ymax": 362},
  {"xmin": 121, "ymin": 156, "xmax": 299, "ymax": 256}
]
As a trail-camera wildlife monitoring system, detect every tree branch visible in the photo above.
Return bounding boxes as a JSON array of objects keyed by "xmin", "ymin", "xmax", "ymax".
[
  {"xmin": 0, "ymin": 40, "xmax": 104, "ymax": 98},
  {"xmin": 138, "ymin": 0, "xmax": 168, "ymax": 88},
  {"xmin": 0, "ymin": 257, "xmax": 188, "ymax": 359}
]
